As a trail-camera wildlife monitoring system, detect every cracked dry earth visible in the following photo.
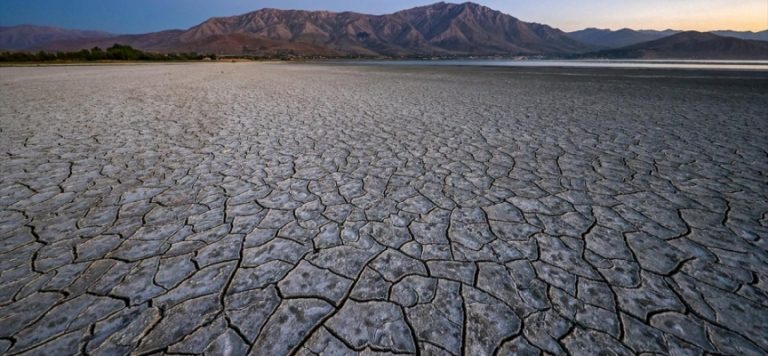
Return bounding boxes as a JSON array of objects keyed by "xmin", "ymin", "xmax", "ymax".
[{"xmin": 0, "ymin": 63, "xmax": 767, "ymax": 356}]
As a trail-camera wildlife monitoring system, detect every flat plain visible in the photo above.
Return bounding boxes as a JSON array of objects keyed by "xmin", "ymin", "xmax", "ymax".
[{"xmin": 1, "ymin": 62, "xmax": 767, "ymax": 355}]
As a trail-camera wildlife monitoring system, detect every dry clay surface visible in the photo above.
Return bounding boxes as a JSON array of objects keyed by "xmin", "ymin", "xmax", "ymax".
[{"xmin": 1, "ymin": 63, "xmax": 767, "ymax": 355}]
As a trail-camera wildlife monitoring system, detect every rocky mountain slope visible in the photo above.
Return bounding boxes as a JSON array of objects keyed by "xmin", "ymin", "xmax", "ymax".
[{"xmin": 17, "ymin": 2, "xmax": 593, "ymax": 56}]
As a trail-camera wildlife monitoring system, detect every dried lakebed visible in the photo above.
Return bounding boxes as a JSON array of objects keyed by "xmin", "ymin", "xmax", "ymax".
[{"xmin": 0, "ymin": 63, "xmax": 767, "ymax": 355}]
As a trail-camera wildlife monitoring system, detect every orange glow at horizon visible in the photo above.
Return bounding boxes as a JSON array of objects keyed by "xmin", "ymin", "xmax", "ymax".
[
  {"xmin": 503, "ymin": 0, "xmax": 768, "ymax": 32},
  {"xmin": 622, "ymin": 3, "xmax": 768, "ymax": 32}
]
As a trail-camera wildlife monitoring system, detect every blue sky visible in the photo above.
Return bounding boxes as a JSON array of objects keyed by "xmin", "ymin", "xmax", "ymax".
[{"xmin": 1, "ymin": 0, "xmax": 766, "ymax": 34}]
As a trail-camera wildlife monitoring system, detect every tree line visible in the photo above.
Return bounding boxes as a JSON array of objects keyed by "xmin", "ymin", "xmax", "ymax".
[{"xmin": 0, "ymin": 44, "xmax": 215, "ymax": 62}]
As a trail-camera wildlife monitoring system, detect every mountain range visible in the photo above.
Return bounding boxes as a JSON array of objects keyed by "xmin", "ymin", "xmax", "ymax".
[
  {"xmin": 1, "ymin": 2, "xmax": 767, "ymax": 59},
  {"xmin": 0, "ymin": 25, "xmax": 113, "ymax": 50},
  {"xmin": 567, "ymin": 28, "xmax": 679, "ymax": 49},
  {"xmin": 580, "ymin": 31, "xmax": 768, "ymax": 60},
  {"xmin": 1, "ymin": 2, "xmax": 589, "ymax": 56},
  {"xmin": 567, "ymin": 27, "xmax": 768, "ymax": 49}
]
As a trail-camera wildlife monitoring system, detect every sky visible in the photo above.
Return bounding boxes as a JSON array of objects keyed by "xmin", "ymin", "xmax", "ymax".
[{"xmin": 1, "ymin": 0, "xmax": 766, "ymax": 34}]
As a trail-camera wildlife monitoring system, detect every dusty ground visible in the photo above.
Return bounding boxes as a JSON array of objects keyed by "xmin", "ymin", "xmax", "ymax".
[{"xmin": 1, "ymin": 63, "xmax": 767, "ymax": 355}]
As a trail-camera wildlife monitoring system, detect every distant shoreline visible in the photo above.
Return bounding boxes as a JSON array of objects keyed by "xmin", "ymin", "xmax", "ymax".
[{"xmin": 0, "ymin": 59, "xmax": 286, "ymax": 67}]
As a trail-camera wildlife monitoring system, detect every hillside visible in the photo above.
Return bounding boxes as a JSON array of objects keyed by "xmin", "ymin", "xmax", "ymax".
[
  {"xmin": 568, "ymin": 28, "xmax": 679, "ymax": 48},
  {"xmin": 712, "ymin": 30, "xmax": 768, "ymax": 42},
  {"xmin": 580, "ymin": 31, "xmax": 768, "ymax": 59},
  {"xmin": 0, "ymin": 25, "xmax": 113, "ymax": 50},
  {"xmin": 569, "ymin": 28, "xmax": 768, "ymax": 49},
  {"xmin": 25, "ymin": 2, "xmax": 593, "ymax": 56}
]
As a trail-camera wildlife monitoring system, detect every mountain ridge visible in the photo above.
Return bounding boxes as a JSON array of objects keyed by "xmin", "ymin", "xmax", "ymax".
[
  {"xmin": 0, "ymin": 25, "xmax": 114, "ymax": 50},
  {"xmin": 567, "ymin": 28, "xmax": 679, "ymax": 48},
  {"xmin": 579, "ymin": 31, "xmax": 768, "ymax": 59},
  {"xmin": 3, "ymin": 2, "xmax": 594, "ymax": 56},
  {"xmin": 568, "ymin": 27, "xmax": 768, "ymax": 49},
  {"xmin": 711, "ymin": 30, "xmax": 768, "ymax": 42}
]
